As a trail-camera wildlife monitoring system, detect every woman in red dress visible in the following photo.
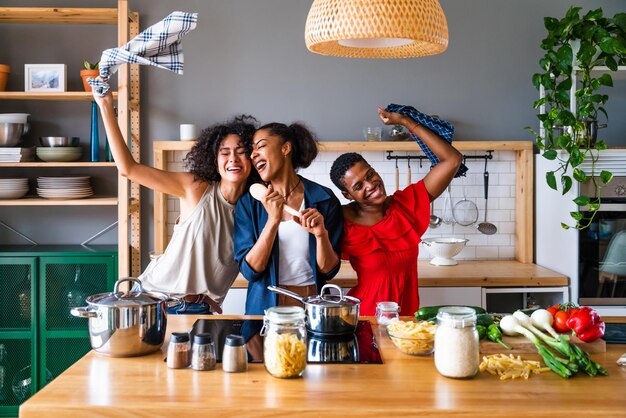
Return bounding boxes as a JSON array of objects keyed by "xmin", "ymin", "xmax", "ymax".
[{"xmin": 329, "ymin": 108, "xmax": 462, "ymax": 316}]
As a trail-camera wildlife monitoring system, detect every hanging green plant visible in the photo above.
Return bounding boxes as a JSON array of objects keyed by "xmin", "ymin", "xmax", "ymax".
[{"xmin": 526, "ymin": 7, "xmax": 626, "ymax": 230}]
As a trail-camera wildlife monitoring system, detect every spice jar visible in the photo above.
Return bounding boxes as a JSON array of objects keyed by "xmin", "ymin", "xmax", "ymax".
[
  {"xmin": 434, "ymin": 306, "xmax": 479, "ymax": 379},
  {"xmin": 191, "ymin": 333, "xmax": 216, "ymax": 371},
  {"xmin": 222, "ymin": 334, "xmax": 247, "ymax": 373},
  {"xmin": 166, "ymin": 332, "xmax": 191, "ymax": 369},
  {"xmin": 375, "ymin": 301, "xmax": 400, "ymax": 326},
  {"xmin": 261, "ymin": 306, "xmax": 307, "ymax": 378}
]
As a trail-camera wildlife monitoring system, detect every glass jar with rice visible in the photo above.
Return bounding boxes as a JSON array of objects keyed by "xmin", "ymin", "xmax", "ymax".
[
  {"xmin": 261, "ymin": 306, "xmax": 307, "ymax": 378},
  {"xmin": 434, "ymin": 306, "xmax": 479, "ymax": 379}
]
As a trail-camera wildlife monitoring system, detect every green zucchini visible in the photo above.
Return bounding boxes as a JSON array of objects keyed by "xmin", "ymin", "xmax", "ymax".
[{"xmin": 414, "ymin": 305, "xmax": 487, "ymax": 322}]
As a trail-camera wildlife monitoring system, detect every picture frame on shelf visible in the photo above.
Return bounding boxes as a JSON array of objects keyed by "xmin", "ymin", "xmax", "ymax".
[{"xmin": 24, "ymin": 64, "xmax": 66, "ymax": 92}]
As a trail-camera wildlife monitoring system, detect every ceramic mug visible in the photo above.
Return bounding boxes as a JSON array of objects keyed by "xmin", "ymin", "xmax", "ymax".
[{"xmin": 180, "ymin": 124, "xmax": 198, "ymax": 141}]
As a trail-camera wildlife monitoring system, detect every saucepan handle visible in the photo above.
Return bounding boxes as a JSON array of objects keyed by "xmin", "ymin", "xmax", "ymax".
[
  {"xmin": 320, "ymin": 283, "xmax": 345, "ymax": 303},
  {"xmin": 267, "ymin": 285, "xmax": 306, "ymax": 304},
  {"xmin": 70, "ymin": 306, "xmax": 99, "ymax": 318}
]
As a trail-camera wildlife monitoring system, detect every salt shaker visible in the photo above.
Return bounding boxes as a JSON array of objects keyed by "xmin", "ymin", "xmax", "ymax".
[
  {"xmin": 191, "ymin": 333, "xmax": 216, "ymax": 371},
  {"xmin": 375, "ymin": 301, "xmax": 400, "ymax": 326},
  {"xmin": 166, "ymin": 332, "xmax": 191, "ymax": 369},
  {"xmin": 222, "ymin": 334, "xmax": 247, "ymax": 373}
]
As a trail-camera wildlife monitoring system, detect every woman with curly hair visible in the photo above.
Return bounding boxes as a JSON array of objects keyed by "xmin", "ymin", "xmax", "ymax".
[{"xmin": 94, "ymin": 90, "xmax": 257, "ymax": 314}]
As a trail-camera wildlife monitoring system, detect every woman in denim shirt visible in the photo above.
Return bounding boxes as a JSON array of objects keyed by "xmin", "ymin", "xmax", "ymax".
[{"xmin": 234, "ymin": 122, "xmax": 342, "ymax": 344}]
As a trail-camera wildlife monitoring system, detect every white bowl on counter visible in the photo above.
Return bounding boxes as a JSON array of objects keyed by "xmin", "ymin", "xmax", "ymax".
[{"xmin": 421, "ymin": 237, "xmax": 468, "ymax": 266}]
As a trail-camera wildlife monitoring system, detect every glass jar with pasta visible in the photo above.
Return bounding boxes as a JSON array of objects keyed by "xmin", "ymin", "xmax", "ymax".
[{"xmin": 261, "ymin": 306, "xmax": 307, "ymax": 379}]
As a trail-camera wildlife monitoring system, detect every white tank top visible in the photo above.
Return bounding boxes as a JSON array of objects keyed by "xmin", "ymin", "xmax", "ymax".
[
  {"xmin": 277, "ymin": 201, "xmax": 314, "ymax": 286},
  {"xmin": 139, "ymin": 181, "xmax": 238, "ymax": 305}
]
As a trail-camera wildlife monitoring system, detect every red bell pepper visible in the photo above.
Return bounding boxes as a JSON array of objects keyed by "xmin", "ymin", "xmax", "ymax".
[{"xmin": 565, "ymin": 306, "xmax": 605, "ymax": 343}]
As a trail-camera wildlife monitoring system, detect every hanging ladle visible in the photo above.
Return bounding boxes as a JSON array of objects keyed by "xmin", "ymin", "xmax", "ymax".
[
  {"xmin": 477, "ymin": 158, "xmax": 497, "ymax": 235},
  {"xmin": 429, "ymin": 200, "xmax": 442, "ymax": 228}
]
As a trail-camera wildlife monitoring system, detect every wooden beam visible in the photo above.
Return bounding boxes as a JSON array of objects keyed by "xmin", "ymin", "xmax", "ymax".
[{"xmin": 0, "ymin": 7, "xmax": 119, "ymax": 24}]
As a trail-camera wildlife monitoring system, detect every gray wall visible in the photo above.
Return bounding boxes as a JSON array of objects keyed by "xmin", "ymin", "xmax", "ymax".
[{"xmin": 2, "ymin": 1, "xmax": 625, "ymax": 258}]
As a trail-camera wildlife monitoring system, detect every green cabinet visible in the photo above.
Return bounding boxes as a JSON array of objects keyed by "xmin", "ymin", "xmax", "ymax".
[{"xmin": 0, "ymin": 246, "xmax": 117, "ymax": 417}]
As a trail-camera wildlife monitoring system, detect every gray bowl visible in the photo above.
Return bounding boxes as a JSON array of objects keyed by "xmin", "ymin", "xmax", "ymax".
[
  {"xmin": 39, "ymin": 136, "xmax": 80, "ymax": 147},
  {"xmin": 0, "ymin": 122, "xmax": 28, "ymax": 147}
]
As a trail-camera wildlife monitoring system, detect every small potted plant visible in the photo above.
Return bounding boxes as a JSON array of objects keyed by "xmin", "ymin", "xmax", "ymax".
[
  {"xmin": 80, "ymin": 60, "xmax": 99, "ymax": 92},
  {"xmin": 527, "ymin": 7, "xmax": 626, "ymax": 230}
]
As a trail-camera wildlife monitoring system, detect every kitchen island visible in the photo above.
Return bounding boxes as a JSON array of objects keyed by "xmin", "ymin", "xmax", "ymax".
[{"xmin": 20, "ymin": 315, "xmax": 626, "ymax": 417}]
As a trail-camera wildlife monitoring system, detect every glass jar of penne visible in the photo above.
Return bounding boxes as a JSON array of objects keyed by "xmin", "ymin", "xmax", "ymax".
[{"xmin": 261, "ymin": 306, "xmax": 307, "ymax": 378}]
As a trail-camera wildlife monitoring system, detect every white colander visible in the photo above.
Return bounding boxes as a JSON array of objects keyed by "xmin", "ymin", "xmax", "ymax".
[{"xmin": 421, "ymin": 237, "xmax": 468, "ymax": 266}]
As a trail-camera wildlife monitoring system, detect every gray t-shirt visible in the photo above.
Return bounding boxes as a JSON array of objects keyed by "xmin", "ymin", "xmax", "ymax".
[{"xmin": 139, "ymin": 181, "xmax": 238, "ymax": 305}]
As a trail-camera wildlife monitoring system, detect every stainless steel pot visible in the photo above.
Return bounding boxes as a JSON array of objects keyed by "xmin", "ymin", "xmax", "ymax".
[
  {"xmin": 268, "ymin": 284, "xmax": 360, "ymax": 336},
  {"xmin": 71, "ymin": 278, "xmax": 181, "ymax": 357}
]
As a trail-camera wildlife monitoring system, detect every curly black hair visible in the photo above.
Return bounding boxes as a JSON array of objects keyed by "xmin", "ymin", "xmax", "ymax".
[
  {"xmin": 184, "ymin": 114, "xmax": 259, "ymax": 183},
  {"xmin": 329, "ymin": 152, "xmax": 367, "ymax": 192},
  {"xmin": 257, "ymin": 122, "xmax": 319, "ymax": 170}
]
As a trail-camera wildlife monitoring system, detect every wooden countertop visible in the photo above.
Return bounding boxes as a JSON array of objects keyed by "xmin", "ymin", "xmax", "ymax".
[
  {"xmin": 20, "ymin": 315, "xmax": 625, "ymax": 418},
  {"xmin": 231, "ymin": 260, "xmax": 569, "ymax": 288}
]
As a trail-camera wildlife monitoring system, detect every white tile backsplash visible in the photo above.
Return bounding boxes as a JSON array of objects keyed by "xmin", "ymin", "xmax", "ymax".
[{"xmin": 165, "ymin": 149, "xmax": 518, "ymax": 261}]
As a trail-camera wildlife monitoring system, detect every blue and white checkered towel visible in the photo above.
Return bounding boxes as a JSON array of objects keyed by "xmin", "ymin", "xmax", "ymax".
[
  {"xmin": 88, "ymin": 11, "xmax": 198, "ymax": 96},
  {"xmin": 386, "ymin": 104, "xmax": 468, "ymax": 178}
]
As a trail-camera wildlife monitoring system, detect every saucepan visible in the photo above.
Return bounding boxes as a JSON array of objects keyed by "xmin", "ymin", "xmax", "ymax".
[
  {"xmin": 71, "ymin": 278, "xmax": 181, "ymax": 357},
  {"xmin": 268, "ymin": 284, "xmax": 360, "ymax": 336}
]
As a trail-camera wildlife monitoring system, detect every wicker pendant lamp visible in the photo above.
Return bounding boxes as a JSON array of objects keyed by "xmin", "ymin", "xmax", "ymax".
[{"xmin": 305, "ymin": 0, "xmax": 448, "ymax": 59}]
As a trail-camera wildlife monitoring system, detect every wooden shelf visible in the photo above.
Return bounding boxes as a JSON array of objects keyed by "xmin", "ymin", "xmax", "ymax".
[
  {"xmin": 0, "ymin": 162, "xmax": 117, "ymax": 168},
  {"xmin": 0, "ymin": 196, "xmax": 118, "ymax": 206},
  {"xmin": 154, "ymin": 140, "xmax": 534, "ymax": 153},
  {"xmin": 0, "ymin": 7, "xmax": 119, "ymax": 24},
  {"xmin": 0, "ymin": 92, "xmax": 118, "ymax": 101}
]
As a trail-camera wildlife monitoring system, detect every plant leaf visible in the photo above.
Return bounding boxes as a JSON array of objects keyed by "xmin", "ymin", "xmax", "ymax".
[
  {"xmin": 573, "ymin": 168, "xmax": 587, "ymax": 182},
  {"xmin": 600, "ymin": 170, "xmax": 613, "ymax": 184},
  {"xmin": 595, "ymin": 140, "xmax": 608, "ymax": 151},
  {"xmin": 589, "ymin": 202, "xmax": 600, "ymax": 211},
  {"xmin": 543, "ymin": 150, "xmax": 558, "ymax": 160},
  {"xmin": 561, "ymin": 175, "xmax": 573, "ymax": 195},
  {"xmin": 570, "ymin": 211, "xmax": 583, "ymax": 221},
  {"xmin": 561, "ymin": 223, "xmax": 571, "ymax": 230},
  {"xmin": 573, "ymin": 196, "xmax": 590, "ymax": 206},
  {"xmin": 546, "ymin": 171, "xmax": 557, "ymax": 190},
  {"xmin": 597, "ymin": 73, "xmax": 613, "ymax": 87}
]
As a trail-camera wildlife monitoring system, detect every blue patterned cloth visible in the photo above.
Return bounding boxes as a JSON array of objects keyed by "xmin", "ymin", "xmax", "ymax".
[
  {"xmin": 88, "ymin": 11, "xmax": 198, "ymax": 96},
  {"xmin": 386, "ymin": 104, "xmax": 468, "ymax": 177}
]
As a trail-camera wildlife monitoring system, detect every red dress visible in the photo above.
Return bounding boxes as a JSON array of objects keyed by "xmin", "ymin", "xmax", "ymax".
[{"xmin": 342, "ymin": 181, "xmax": 430, "ymax": 316}]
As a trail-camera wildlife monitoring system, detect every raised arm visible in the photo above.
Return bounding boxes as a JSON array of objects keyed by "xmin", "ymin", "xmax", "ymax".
[
  {"xmin": 378, "ymin": 108, "xmax": 462, "ymax": 201},
  {"xmin": 92, "ymin": 90, "xmax": 197, "ymax": 199}
]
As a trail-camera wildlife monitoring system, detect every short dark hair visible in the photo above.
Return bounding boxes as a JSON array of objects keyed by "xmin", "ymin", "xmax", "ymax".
[
  {"xmin": 330, "ymin": 152, "xmax": 367, "ymax": 192},
  {"xmin": 184, "ymin": 114, "xmax": 258, "ymax": 183},
  {"xmin": 257, "ymin": 122, "xmax": 318, "ymax": 170}
]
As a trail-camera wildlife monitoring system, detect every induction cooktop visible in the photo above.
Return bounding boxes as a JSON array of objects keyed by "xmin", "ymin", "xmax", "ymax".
[{"xmin": 189, "ymin": 319, "xmax": 383, "ymax": 364}]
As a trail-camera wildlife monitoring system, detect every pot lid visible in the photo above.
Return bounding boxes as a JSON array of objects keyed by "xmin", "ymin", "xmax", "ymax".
[
  {"xmin": 87, "ymin": 278, "xmax": 167, "ymax": 307},
  {"xmin": 306, "ymin": 284, "xmax": 360, "ymax": 307}
]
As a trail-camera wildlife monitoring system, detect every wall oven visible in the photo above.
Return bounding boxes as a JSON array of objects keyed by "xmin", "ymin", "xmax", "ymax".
[{"xmin": 578, "ymin": 176, "xmax": 626, "ymax": 306}]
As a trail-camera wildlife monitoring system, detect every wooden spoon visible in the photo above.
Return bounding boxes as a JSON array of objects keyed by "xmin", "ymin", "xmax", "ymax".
[{"xmin": 249, "ymin": 183, "xmax": 300, "ymax": 217}]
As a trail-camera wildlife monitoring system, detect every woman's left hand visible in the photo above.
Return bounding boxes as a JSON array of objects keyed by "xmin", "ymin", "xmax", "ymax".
[
  {"xmin": 297, "ymin": 208, "xmax": 326, "ymax": 237},
  {"xmin": 378, "ymin": 107, "xmax": 411, "ymax": 126}
]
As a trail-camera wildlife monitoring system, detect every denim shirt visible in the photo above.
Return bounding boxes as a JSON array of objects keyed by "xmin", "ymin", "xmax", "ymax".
[{"xmin": 234, "ymin": 176, "xmax": 343, "ymax": 329}]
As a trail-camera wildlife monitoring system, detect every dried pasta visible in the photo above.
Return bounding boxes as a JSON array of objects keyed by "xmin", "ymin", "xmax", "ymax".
[
  {"xmin": 479, "ymin": 353, "xmax": 551, "ymax": 380},
  {"xmin": 387, "ymin": 320, "xmax": 437, "ymax": 355},
  {"xmin": 264, "ymin": 333, "xmax": 307, "ymax": 378}
]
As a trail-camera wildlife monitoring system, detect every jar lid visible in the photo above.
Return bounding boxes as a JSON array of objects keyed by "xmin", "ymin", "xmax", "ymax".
[
  {"xmin": 170, "ymin": 332, "xmax": 190, "ymax": 343},
  {"xmin": 224, "ymin": 334, "xmax": 245, "ymax": 347},
  {"xmin": 376, "ymin": 301, "xmax": 399, "ymax": 311},
  {"xmin": 193, "ymin": 333, "xmax": 213, "ymax": 345},
  {"xmin": 436, "ymin": 306, "xmax": 476, "ymax": 328},
  {"xmin": 264, "ymin": 306, "xmax": 305, "ymax": 324}
]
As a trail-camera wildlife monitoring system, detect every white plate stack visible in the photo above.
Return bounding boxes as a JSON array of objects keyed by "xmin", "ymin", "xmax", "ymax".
[
  {"xmin": 0, "ymin": 147, "xmax": 35, "ymax": 162},
  {"xmin": 0, "ymin": 178, "xmax": 29, "ymax": 199},
  {"xmin": 36, "ymin": 176, "xmax": 93, "ymax": 200}
]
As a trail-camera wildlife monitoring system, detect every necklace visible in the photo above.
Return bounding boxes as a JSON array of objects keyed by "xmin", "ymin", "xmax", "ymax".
[{"xmin": 280, "ymin": 177, "xmax": 301, "ymax": 201}]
